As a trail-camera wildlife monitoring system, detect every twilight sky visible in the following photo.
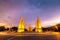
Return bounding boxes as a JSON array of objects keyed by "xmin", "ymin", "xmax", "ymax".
[{"xmin": 0, "ymin": 0, "xmax": 60, "ymax": 28}]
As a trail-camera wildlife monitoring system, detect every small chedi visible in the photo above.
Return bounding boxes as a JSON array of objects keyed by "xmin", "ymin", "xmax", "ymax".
[{"xmin": 27, "ymin": 24, "xmax": 32, "ymax": 32}]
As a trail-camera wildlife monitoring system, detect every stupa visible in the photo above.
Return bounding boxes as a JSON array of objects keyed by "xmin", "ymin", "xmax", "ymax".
[{"xmin": 27, "ymin": 24, "xmax": 32, "ymax": 32}]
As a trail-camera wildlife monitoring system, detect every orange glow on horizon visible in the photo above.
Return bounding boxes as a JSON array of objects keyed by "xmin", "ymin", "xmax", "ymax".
[
  {"xmin": 0, "ymin": 22, "xmax": 11, "ymax": 28},
  {"xmin": 0, "ymin": 23, "xmax": 6, "ymax": 26},
  {"xmin": 41, "ymin": 19, "xmax": 60, "ymax": 27}
]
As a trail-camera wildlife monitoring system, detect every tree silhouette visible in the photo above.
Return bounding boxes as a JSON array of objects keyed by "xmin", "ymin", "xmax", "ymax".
[
  {"xmin": 33, "ymin": 28, "xmax": 35, "ymax": 31},
  {"xmin": 0, "ymin": 26, "xmax": 5, "ymax": 31},
  {"xmin": 24, "ymin": 29, "xmax": 27, "ymax": 32},
  {"xmin": 11, "ymin": 27, "xmax": 18, "ymax": 32}
]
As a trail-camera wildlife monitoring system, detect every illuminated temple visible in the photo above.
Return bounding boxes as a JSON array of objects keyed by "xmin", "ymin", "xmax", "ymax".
[
  {"xmin": 17, "ymin": 17, "xmax": 24, "ymax": 32},
  {"xmin": 17, "ymin": 16, "xmax": 42, "ymax": 32},
  {"xmin": 35, "ymin": 17, "xmax": 42, "ymax": 32}
]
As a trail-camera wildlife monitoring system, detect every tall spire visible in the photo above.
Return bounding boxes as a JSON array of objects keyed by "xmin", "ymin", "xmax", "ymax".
[
  {"xmin": 17, "ymin": 17, "xmax": 24, "ymax": 32},
  {"xmin": 35, "ymin": 16, "xmax": 42, "ymax": 32}
]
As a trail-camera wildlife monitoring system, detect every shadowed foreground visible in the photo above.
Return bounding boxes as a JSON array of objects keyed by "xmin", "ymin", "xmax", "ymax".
[
  {"xmin": 0, "ymin": 32, "xmax": 58, "ymax": 40},
  {"xmin": 0, "ymin": 35, "xmax": 56, "ymax": 40}
]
